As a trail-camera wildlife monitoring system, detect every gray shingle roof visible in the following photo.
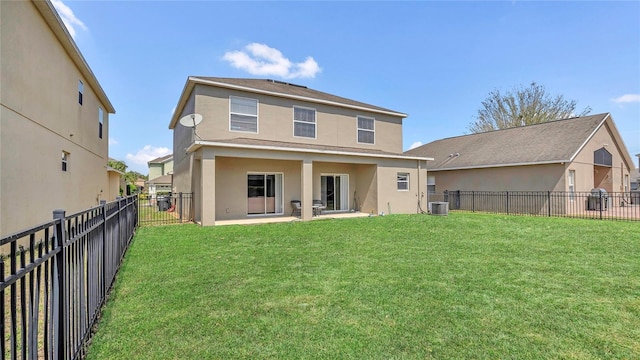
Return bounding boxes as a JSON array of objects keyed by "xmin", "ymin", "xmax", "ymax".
[
  {"xmin": 405, "ymin": 113, "xmax": 610, "ymax": 170},
  {"xmin": 191, "ymin": 77, "xmax": 405, "ymax": 116},
  {"xmin": 148, "ymin": 154, "xmax": 173, "ymax": 164}
]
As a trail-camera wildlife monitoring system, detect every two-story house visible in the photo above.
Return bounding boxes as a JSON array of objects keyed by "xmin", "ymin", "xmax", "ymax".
[
  {"xmin": 147, "ymin": 154, "xmax": 173, "ymax": 200},
  {"xmin": 169, "ymin": 77, "xmax": 432, "ymax": 225},
  {"xmin": 1, "ymin": 0, "xmax": 116, "ymax": 237}
]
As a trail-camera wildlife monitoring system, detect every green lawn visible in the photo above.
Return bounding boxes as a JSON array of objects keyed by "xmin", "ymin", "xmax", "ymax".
[{"xmin": 86, "ymin": 214, "xmax": 639, "ymax": 359}]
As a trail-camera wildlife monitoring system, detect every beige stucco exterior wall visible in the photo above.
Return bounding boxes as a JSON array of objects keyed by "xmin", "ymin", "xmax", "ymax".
[
  {"xmin": 1, "ymin": 0, "xmax": 111, "ymax": 236},
  {"xmin": 375, "ymin": 159, "xmax": 428, "ymax": 215},
  {"xmin": 214, "ymin": 157, "xmax": 302, "ymax": 220},
  {"xmin": 430, "ymin": 164, "xmax": 566, "ymax": 193},
  {"xmin": 192, "ymin": 85, "xmax": 404, "ymax": 153},
  {"xmin": 188, "ymin": 146, "xmax": 427, "ymax": 224},
  {"xmin": 569, "ymin": 121, "xmax": 631, "ymax": 192},
  {"xmin": 107, "ymin": 171, "xmax": 122, "ymax": 200}
]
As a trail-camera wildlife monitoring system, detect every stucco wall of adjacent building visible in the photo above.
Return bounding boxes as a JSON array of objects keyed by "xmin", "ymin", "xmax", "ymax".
[
  {"xmin": 1, "ymin": 0, "xmax": 111, "ymax": 236},
  {"xmin": 570, "ymin": 121, "xmax": 631, "ymax": 192},
  {"xmin": 429, "ymin": 164, "xmax": 566, "ymax": 194}
]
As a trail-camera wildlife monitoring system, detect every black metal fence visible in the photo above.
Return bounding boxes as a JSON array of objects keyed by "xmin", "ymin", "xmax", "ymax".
[
  {"xmin": 429, "ymin": 191, "xmax": 640, "ymax": 221},
  {"xmin": 0, "ymin": 195, "xmax": 138, "ymax": 359},
  {"xmin": 137, "ymin": 192, "xmax": 193, "ymax": 226}
]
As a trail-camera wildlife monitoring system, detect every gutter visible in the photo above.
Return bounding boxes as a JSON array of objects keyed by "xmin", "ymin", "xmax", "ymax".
[
  {"xmin": 186, "ymin": 140, "xmax": 433, "ymax": 162},
  {"xmin": 428, "ymin": 160, "xmax": 568, "ymax": 171}
]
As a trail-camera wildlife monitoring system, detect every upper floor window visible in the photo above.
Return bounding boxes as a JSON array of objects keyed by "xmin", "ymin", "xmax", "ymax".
[
  {"xmin": 230, "ymin": 96, "xmax": 258, "ymax": 133},
  {"xmin": 78, "ymin": 80, "xmax": 84, "ymax": 105},
  {"xmin": 357, "ymin": 116, "xmax": 375, "ymax": 144},
  {"xmin": 397, "ymin": 172, "xmax": 409, "ymax": 191},
  {"xmin": 61, "ymin": 151, "xmax": 70, "ymax": 172},
  {"xmin": 293, "ymin": 106, "xmax": 316, "ymax": 138},
  {"xmin": 98, "ymin": 107, "xmax": 104, "ymax": 139}
]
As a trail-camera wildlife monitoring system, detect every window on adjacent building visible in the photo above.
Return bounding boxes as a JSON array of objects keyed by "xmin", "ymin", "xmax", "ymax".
[
  {"xmin": 293, "ymin": 106, "xmax": 316, "ymax": 138},
  {"xmin": 62, "ymin": 151, "xmax": 69, "ymax": 172},
  {"xmin": 357, "ymin": 116, "xmax": 375, "ymax": 144},
  {"xmin": 625, "ymin": 174, "xmax": 629, "ymax": 192},
  {"xmin": 230, "ymin": 96, "xmax": 258, "ymax": 133},
  {"xmin": 78, "ymin": 80, "xmax": 84, "ymax": 105},
  {"xmin": 98, "ymin": 107, "xmax": 104, "ymax": 139},
  {"xmin": 568, "ymin": 170, "xmax": 575, "ymax": 200},
  {"xmin": 427, "ymin": 175, "xmax": 436, "ymax": 194},
  {"xmin": 397, "ymin": 172, "xmax": 409, "ymax": 191}
]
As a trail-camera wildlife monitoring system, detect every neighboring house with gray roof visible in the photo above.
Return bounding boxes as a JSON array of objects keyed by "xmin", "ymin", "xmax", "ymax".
[
  {"xmin": 170, "ymin": 76, "xmax": 432, "ymax": 225},
  {"xmin": 147, "ymin": 154, "xmax": 173, "ymax": 200},
  {"xmin": 405, "ymin": 113, "xmax": 635, "ymax": 204}
]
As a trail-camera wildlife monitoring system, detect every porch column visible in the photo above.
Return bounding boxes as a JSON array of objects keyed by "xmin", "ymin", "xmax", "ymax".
[
  {"xmin": 201, "ymin": 148, "xmax": 216, "ymax": 226},
  {"xmin": 301, "ymin": 159, "xmax": 313, "ymax": 220}
]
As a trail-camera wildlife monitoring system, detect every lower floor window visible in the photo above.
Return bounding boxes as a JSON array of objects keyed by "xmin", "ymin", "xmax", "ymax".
[
  {"xmin": 247, "ymin": 173, "xmax": 283, "ymax": 215},
  {"xmin": 397, "ymin": 172, "xmax": 409, "ymax": 191},
  {"xmin": 61, "ymin": 151, "xmax": 69, "ymax": 172}
]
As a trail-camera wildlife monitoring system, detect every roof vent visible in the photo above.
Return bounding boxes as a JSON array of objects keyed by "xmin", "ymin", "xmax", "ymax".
[{"xmin": 266, "ymin": 79, "xmax": 307, "ymax": 89}]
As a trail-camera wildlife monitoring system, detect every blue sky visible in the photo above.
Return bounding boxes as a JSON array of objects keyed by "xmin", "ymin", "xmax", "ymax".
[{"xmin": 54, "ymin": 1, "xmax": 639, "ymax": 174}]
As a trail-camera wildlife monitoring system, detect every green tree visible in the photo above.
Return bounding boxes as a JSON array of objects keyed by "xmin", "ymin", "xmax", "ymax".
[
  {"xmin": 468, "ymin": 82, "xmax": 591, "ymax": 133},
  {"xmin": 107, "ymin": 159, "xmax": 128, "ymax": 173}
]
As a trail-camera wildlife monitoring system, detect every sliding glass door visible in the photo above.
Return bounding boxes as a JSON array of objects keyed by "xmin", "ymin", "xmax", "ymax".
[
  {"xmin": 247, "ymin": 173, "xmax": 283, "ymax": 215},
  {"xmin": 321, "ymin": 174, "xmax": 348, "ymax": 211}
]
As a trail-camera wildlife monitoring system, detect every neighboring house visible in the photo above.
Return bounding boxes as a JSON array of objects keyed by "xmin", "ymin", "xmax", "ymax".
[
  {"xmin": 148, "ymin": 154, "xmax": 173, "ymax": 180},
  {"xmin": 0, "ymin": 0, "xmax": 116, "ymax": 237},
  {"xmin": 169, "ymin": 77, "xmax": 432, "ymax": 225},
  {"xmin": 405, "ymin": 113, "xmax": 634, "ymax": 208},
  {"xmin": 147, "ymin": 175, "xmax": 172, "ymax": 201},
  {"xmin": 134, "ymin": 178, "xmax": 146, "ymax": 193},
  {"xmin": 631, "ymin": 154, "xmax": 640, "ymax": 191},
  {"xmin": 147, "ymin": 154, "xmax": 173, "ymax": 200}
]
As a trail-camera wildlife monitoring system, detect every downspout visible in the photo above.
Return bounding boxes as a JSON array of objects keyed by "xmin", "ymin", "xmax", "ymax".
[{"xmin": 417, "ymin": 160, "xmax": 421, "ymax": 214}]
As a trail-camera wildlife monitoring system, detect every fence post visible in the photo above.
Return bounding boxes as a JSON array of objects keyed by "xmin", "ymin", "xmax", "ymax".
[
  {"xmin": 599, "ymin": 191, "xmax": 603, "ymax": 220},
  {"xmin": 472, "ymin": 191, "xmax": 475, "ymax": 212},
  {"xmin": 100, "ymin": 200, "xmax": 107, "ymax": 301},
  {"xmin": 506, "ymin": 191, "xmax": 509, "ymax": 215},
  {"xmin": 547, "ymin": 191, "xmax": 551, "ymax": 216},
  {"xmin": 53, "ymin": 209, "xmax": 66, "ymax": 360},
  {"xmin": 179, "ymin": 192, "xmax": 183, "ymax": 222}
]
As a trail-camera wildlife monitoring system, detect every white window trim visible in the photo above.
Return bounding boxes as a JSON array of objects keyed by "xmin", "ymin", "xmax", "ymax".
[
  {"xmin": 229, "ymin": 96, "xmax": 259, "ymax": 134},
  {"xmin": 292, "ymin": 105, "xmax": 317, "ymax": 139},
  {"xmin": 78, "ymin": 80, "xmax": 84, "ymax": 105},
  {"xmin": 397, "ymin": 172, "xmax": 409, "ymax": 191},
  {"xmin": 568, "ymin": 170, "xmax": 575, "ymax": 201},
  {"xmin": 98, "ymin": 107, "xmax": 104, "ymax": 139},
  {"xmin": 356, "ymin": 115, "xmax": 375, "ymax": 145},
  {"xmin": 62, "ymin": 151, "xmax": 69, "ymax": 172},
  {"xmin": 427, "ymin": 175, "xmax": 436, "ymax": 194},
  {"xmin": 246, "ymin": 172, "xmax": 284, "ymax": 216}
]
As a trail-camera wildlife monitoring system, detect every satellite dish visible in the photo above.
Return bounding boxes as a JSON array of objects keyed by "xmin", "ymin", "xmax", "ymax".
[{"xmin": 179, "ymin": 113, "xmax": 202, "ymax": 128}]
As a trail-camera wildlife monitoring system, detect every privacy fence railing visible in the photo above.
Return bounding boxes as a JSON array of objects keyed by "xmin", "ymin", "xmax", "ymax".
[
  {"xmin": 429, "ymin": 190, "xmax": 640, "ymax": 221},
  {"xmin": 0, "ymin": 195, "xmax": 138, "ymax": 360},
  {"xmin": 138, "ymin": 192, "xmax": 193, "ymax": 226}
]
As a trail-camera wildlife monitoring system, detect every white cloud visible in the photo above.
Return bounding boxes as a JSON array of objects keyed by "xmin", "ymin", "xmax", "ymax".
[
  {"xmin": 109, "ymin": 137, "xmax": 118, "ymax": 145},
  {"xmin": 125, "ymin": 145, "xmax": 171, "ymax": 166},
  {"xmin": 408, "ymin": 141, "xmax": 423, "ymax": 150},
  {"xmin": 223, "ymin": 43, "xmax": 321, "ymax": 79},
  {"xmin": 612, "ymin": 94, "xmax": 640, "ymax": 104},
  {"xmin": 51, "ymin": 0, "xmax": 87, "ymax": 39}
]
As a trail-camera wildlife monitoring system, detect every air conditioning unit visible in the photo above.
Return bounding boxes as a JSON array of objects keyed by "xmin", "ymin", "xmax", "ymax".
[{"xmin": 429, "ymin": 201, "xmax": 449, "ymax": 216}]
